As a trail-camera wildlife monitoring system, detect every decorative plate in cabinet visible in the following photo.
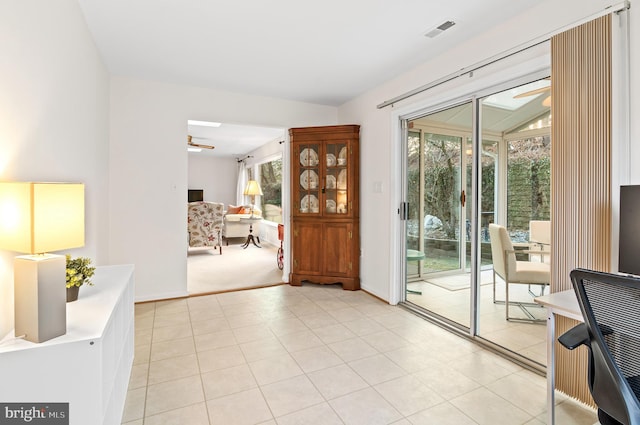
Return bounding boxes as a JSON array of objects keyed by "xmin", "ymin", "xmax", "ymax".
[
  {"xmin": 300, "ymin": 170, "xmax": 319, "ymax": 190},
  {"xmin": 326, "ymin": 153, "xmax": 336, "ymax": 167},
  {"xmin": 301, "ymin": 194, "xmax": 319, "ymax": 213},
  {"xmin": 300, "ymin": 148, "xmax": 318, "ymax": 166},
  {"xmin": 337, "ymin": 169, "xmax": 347, "ymax": 190}
]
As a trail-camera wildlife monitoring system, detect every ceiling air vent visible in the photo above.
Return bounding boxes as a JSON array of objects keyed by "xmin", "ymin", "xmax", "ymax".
[{"xmin": 424, "ymin": 20, "xmax": 456, "ymax": 38}]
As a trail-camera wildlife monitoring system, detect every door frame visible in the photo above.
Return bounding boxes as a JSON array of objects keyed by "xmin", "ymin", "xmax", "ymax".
[{"xmin": 389, "ymin": 68, "xmax": 551, "ymax": 307}]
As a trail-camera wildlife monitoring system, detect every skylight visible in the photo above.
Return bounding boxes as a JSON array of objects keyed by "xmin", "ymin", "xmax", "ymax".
[
  {"xmin": 483, "ymin": 79, "xmax": 551, "ymax": 111},
  {"xmin": 188, "ymin": 120, "xmax": 221, "ymax": 128}
]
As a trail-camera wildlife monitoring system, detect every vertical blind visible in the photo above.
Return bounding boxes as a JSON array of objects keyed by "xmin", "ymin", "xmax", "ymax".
[{"xmin": 551, "ymin": 14, "xmax": 612, "ymax": 407}]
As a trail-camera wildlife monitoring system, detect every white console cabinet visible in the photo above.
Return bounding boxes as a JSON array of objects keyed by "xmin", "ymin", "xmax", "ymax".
[{"xmin": 0, "ymin": 264, "xmax": 135, "ymax": 425}]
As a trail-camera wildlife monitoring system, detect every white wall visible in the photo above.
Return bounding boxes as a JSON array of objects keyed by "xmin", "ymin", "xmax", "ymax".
[
  {"xmin": 0, "ymin": 1, "xmax": 110, "ymax": 337},
  {"xmin": 629, "ymin": 3, "xmax": 640, "ymax": 183},
  {"xmin": 338, "ymin": 0, "xmax": 636, "ymax": 301},
  {"xmin": 245, "ymin": 137, "xmax": 286, "ymax": 170},
  {"xmin": 188, "ymin": 155, "xmax": 237, "ymax": 206},
  {"xmin": 109, "ymin": 77, "xmax": 337, "ymax": 301}
]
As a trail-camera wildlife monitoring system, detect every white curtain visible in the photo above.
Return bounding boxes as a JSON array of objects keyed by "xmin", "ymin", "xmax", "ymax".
[{"xmin": 236, "ymin": 161, "xmax": 247, "ymax": 206}]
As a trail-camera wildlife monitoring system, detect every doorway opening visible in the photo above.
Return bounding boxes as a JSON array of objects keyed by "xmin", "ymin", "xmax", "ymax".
[{"xmin": 186, "ymin": 120, "xmax": 287, "ymax": 295}]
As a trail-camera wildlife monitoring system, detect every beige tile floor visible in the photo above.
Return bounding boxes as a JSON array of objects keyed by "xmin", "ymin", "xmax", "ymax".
[
  {"xmin": 406, "ymin": 270, "xmax": 548, "ymax": 365},
  {"xmin": 122, "ymin": 283, "xmax": 597, "ymax": 425}
]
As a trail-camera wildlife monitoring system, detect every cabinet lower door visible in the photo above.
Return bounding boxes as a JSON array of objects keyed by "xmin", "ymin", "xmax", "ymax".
[
  {"xmin": 293, "ymin": 221, "xmax": 323, "ymax": 275},
  {"xmin": 323, "ymin": 222, "xmax": 352, "ymax": 277}
]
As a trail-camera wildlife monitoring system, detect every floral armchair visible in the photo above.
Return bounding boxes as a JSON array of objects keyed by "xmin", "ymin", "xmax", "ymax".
[{"xmin": 187, "ymin": 201, "xmax": 224, "ymax": 254}]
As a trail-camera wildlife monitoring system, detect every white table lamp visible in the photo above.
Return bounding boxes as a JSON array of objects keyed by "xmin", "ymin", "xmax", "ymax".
[{"xmin": 0, "ymin": 182, "xmax": 85, "ymax": 342}]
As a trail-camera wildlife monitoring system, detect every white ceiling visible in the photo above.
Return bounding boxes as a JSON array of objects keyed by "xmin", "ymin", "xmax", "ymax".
[
  {"xmin": 76, "ymin": 0, "xmax": 542, "ymax": 156},
  {"xmin": 188, "ymin": 122, "xmax": 285, "ymax": 158}
]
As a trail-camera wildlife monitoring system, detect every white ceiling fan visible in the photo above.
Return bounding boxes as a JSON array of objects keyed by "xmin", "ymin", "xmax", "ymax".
[
  {"xmin": 514, "ymin": 78, "xmax": 551, "ymax": 107},
  {"xmin": 187, "ymin": 135, "xmax": 215, "ymax": 150}
]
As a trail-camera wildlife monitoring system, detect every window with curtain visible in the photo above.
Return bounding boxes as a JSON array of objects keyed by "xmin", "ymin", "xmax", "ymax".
[{"xmin": 259, "ymin": 157, "xmax": 283, "ymax": 223}]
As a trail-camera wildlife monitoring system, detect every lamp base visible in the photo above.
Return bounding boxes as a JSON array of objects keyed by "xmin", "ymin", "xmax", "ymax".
[{"xmin": 14, "ymin": 254, "xmax": 67, "ymax": 343}]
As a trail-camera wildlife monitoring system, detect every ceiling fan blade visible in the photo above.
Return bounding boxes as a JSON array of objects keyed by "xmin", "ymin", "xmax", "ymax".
[
  {"xmin": 187, "ymin": 135, "xmax": 215, "ymax": 149},
  {"xmin": 514, "ymin": 86, "xmax": 551, "ymax": 99},
  {"xmin": 190, "ymin": 142, "xmax": 215, "ymax": 149}
]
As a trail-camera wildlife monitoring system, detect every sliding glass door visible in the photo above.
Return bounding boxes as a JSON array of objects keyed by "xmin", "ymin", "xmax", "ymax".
[{"xmin": 402, "ymin": 77, "xmax": 552, "ymax": 365}]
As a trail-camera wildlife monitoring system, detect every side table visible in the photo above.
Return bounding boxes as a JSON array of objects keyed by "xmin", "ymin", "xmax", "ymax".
[
  {"xmin": 407, "ymin": 249, "xmax": 426, "ymax": 295},
  {"xmin": 241, "ymin": 217, "xmax": 262, "ymax": 249}
]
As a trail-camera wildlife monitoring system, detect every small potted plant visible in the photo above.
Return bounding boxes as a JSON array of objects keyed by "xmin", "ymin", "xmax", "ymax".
[{"xmin": 65, "ymin": 255, "xmax": 96, "ymax": 302}]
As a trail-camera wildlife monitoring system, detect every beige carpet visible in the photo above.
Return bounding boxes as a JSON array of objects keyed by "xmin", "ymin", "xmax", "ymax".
[{"xmin": 187, "ymin": 241, "xmax": 284, "ymax": 295}]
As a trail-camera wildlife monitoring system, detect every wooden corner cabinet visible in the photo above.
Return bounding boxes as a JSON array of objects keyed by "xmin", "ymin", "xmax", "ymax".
[{"xmin": 289, "ymin": 124, "xmax": 360, "ymax": 290}]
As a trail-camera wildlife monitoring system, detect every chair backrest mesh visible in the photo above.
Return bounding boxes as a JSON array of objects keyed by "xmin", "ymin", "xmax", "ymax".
[{"xmin": 581, "ymin": 276, "xmax": 640, "ymax": 401}]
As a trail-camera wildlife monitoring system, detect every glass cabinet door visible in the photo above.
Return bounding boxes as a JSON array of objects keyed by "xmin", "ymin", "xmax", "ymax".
[
  {"xmin": 297, "ymin": 143, "xmax": 320, "ymax": 215},
  {"xmin": 324, "ymin": 141, "xmax": 349, "ymax": 216}
]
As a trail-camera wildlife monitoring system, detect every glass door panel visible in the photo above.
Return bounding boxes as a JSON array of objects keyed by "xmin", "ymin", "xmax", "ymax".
[
  {"xmin": 297, "ymin": 143, "xmax": 320, "ymax": 215},
  {"xmin": 423, "ymin": 132, "xmax": 463, "ymax": 273},
  {"xmin": 406, "ymin": 130, "xmax": 423, "ymax": 281},
  {"xmin": 324, "ymin": 141, "xmax": 349, "ymax": 216},
  {"xmin": 476, "ymin": 79, "xmax": 551, "ymax": 366},
  {"xmin": 405, "ymin": 102, "xmax": 472, "ymax": 328},
  {"xmin": 464, "ymin": 137, "xmax": 473, "ymax": 272}
]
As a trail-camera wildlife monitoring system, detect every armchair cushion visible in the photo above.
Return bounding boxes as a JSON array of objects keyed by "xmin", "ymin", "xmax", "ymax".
[
  {"xmin": 512, "ymin": 260, "xmax": 550, "ymax": 284},
  {"xmin": 227, "ymin": 205, "xmax": 243, "ymax": 214},
  {"xmin": 224, "ymin": 206, "xmax": 262, "ymax": 220}
]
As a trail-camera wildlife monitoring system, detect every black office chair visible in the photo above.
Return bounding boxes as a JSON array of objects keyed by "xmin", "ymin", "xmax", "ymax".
[{"xmin": 558, "ymin": 268, "xmax": 640, "ymax": 425}]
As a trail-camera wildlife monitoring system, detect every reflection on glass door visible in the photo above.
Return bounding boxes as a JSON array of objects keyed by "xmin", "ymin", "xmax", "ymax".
[{"xmin": 405, "ymin": 102, "xmax": 472, "ymax": 328}]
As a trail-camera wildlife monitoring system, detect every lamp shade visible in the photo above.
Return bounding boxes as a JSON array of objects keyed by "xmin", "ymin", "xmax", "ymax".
[
  {"xmin": 243, "ymin": 180, "xmax": 263, "ymax": 196},
  {"xmin": 0, "ymin": 182, "xmax": 84, "ymax": 254}
]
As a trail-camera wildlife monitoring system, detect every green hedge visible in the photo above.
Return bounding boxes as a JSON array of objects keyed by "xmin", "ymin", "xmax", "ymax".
[{"xmin": 408, "ymin": 135, "xmax": 550, "ymax": 236}]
